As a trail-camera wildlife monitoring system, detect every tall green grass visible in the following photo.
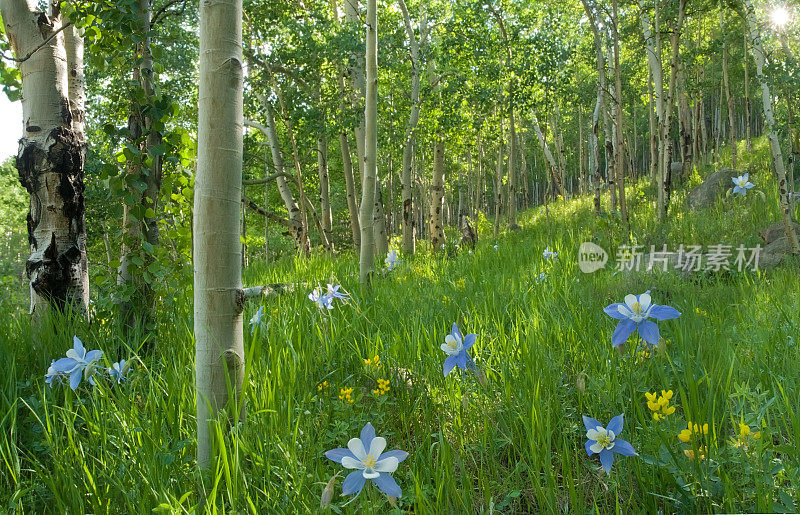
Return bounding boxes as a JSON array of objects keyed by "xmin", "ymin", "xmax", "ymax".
[{"xmin": 1, "ymin": 139, "xmax": 799, "ymax": 512}]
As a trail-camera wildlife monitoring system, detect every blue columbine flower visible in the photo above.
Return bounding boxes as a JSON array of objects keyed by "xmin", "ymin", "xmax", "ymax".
[
  {"xmin": 440, "ymin": 323, "xmax": 477, "ymax": 376},
  {"xmin": 45, "ymin": 360, "xmax": 65, "ymax": 387},
  {"xmin": 732, "ymin": 173, "xmax": 755, "ymax": 196},
  {"xmin": 385, "ymin": 250, "xmax": 399, "ymax": 271},
  {"xmin": 583, "ymin": 414, "xmax": 637, "ymax": 473},
  {"xmin": 309, "ymin": 288, "xmax": 334, "ymax": 310},
  {"xmin": 325, "ymin": 422, "xmax": 408, "ymax": 502},
  {"xmin": 603, "ymin": 292, "xmax": 680, "ymax": 347},
  {"xmin": 49, "ymin": 336, "xmax": 104, "ymax": 390},
  {"xmin": 326, "ymin": 284, "xmax": 350, "ymax": 302},
  {"xmin": 543, "ymin": 246, "xmax": 558, "ymax": 259},
  {"xmin": 108, "ymin": 359, "xmax": 130, "ymax": 383},
  {"xmin": 249, "ymin": 306, "xmax": 265, "ymax": 334},
  {"xmin": 493, "ymin": 244, "xmax": 498, "ymax": 250}
]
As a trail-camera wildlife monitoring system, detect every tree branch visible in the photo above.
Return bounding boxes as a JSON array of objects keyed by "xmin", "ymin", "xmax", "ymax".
[
  {"xmin": 151, "ymin": 0, "xmax": 186, "ymax": 28},
  {"xmin": 1, "ymin": 21, "xmax": 72, "ymax": 63}
]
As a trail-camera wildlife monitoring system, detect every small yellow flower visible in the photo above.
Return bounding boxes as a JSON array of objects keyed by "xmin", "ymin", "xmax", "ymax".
[
  {"xmin": 678, "ymin": 429, "xmax": 692, "ymax": 443},
  {"xmin": 684, "ymin": 447, "xmax": 707, "ymax": 460},
  {"xmin": 372, "ymin": 378, "xmax": 390, "ymax": 396},
  {"xmin": 338, "ymin": 387, "xmax": 354, "ymax": 403},
  {"xmin": 646, "ymin": 390, "xmax": 677, "ymax": 421},
  {"xmin": 317, "ymin": 380, "xmax": 329, "ymax": 392}
]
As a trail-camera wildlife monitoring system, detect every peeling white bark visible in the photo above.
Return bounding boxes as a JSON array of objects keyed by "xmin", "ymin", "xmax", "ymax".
[{"xmin": 1, "ymin": 0, "xmax": 89, "ymax": 322}]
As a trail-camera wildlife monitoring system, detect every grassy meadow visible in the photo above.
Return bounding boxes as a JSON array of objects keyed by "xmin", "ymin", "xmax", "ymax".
[{"xmin": 1, "ymin": 140, "xmax": 799, "ymax": 513}]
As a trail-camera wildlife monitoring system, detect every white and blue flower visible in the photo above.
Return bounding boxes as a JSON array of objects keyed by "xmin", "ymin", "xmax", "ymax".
[
  {"xmin": 583, "ymin": 414, "xmax": 638, "ymax": 473},
  {"xmin": 732, "ymin": 173, "xmax": 755, "ymax": 196},
  {"xmin": 48, "ymin": 336, "xmax": 104, "ymax": 390},
  {"xmin": 603, "ymin": 292, "xmax": 680, "ymax": 347},
  {"xmin": 440, "ymin": 323, "xmax": 477, "ymax": 376},
  {"xmin": 325, "ymin": 423, "xmax": 408, "ymax": 501}
]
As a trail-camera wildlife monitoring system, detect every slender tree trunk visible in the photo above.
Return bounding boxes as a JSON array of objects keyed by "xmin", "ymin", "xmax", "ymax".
[
  {"xmin": 532, "ymin": 113, "xmax": 565, "ymax": 199},
  {"xmin": 744, "ymin": 0, "xmax": 799, "ymax": 252},
  {"xmin": 373, "ymin": 176, "xmax": 388, "ymax": 255},
  {"xmin": 605, "ymin": 44, "xmax": 617, "ymax": 214},
  {"xmin": 494, "ymin": 116, "xmax": 503, "ymax": 237},
  {"xmin": 744, "ymin": 36, "xmax": 753, "ymax": 152},
  {"xmin": 317, "ymin": 110, "xmax": 333, "ymax": 250},
  {"xmin": 398, "ymin": 0, "xmax": 425, "ymax": 255},
  {"xmin": 118, "ymin": 0, "xmax": 163, "ymax": 334},
  {"xmin": 359, "ymin": 0, "xmax": 377, "ymax": 284},
  {"xmin": 649, "ymin": 70, "xmax": 659, "ymax": 183},
  {"xmin": 1, "ymin": 0, "xmax": 89, "ymax": 321},
  {"xmin": 340, "ymin": 128, "xmax": 361, "ymax": 249},
  {"xmin": 612, "ymin": 0, "xmax": 628, "ymax": 227},
  {"xmin": 507, "ymin": 112, "xmax": 517, "ymax": 228},
  {"xmin": 429, "ymin": 140, "xmax": 446, "ymax": 248},
  {"xmin": 551, "ymin": 106, "xmax": 569, "ymax": 201},
  {"xmin": 194, "ymin": 0, "xmax": 245, "ymax": 469},
  {"xmin": 329, "ymin": 0, "xmax": 361, "ymax": 249},
  {"xmin": 245, "ymin": 111, "xmax": 308, "ymax": 254},
  {"xmin": 720, "ymin": 11, "xmax": 737, "ymax": 168},
  {"xmin": 582, "ymin": 0, "xmax": 606, "ymax": 216}
]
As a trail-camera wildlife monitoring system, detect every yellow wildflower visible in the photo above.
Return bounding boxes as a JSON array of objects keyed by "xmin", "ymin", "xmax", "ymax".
[
  {"xmin": 372, "ymin": 378, "xmax": 390, "ymax": 396},
  {"xmin": 646, "ymin": 390, "xmax": 676, "ymax": 421},
  {"xmin": 338, "ymin": 387, "xmax": 354, "ymax": 403},
  {"xmin": 684, "ymin": 447, "xmax": 708, "ymax": 460},
  {"xmin": 317, "ymin": 380, "xmax": 330, "ymax": 392}
]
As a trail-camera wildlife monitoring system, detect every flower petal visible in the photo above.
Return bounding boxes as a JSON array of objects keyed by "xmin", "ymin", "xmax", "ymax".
[
  {"xmin": 84, "ymin": 350, "xmax": 103, "ymax": 363},
  {"xmin": 589, "ymin": 441, "xmax": 605, "ymax": 454},
  {"xmin": 611, "ymin": 319, "xmax": 637, "ymax": 347},
  {"xmin": 348, "ymin": 438, "xmax": 367, "ymax": 461},
  {"xmin": 603, "ymin": 303, "xmax": 628, "ymax": 320},
  {"xmin": 373, "ymin": 456, "xmax": 399, "ymax": 473},
  {"xmin": 612, "ymin": 438, "xmax": 637, "ymax": 456},
  {"xmin": 372, "ymin": 472, "xmax": 402, "ymax": 498},
  {"xmin": 582, "ymin": 415, "xmax": 603, "ymax": 432},
  {"xmin": 455, "ymin": 351, "xmax": 469, "ymax": 370},
  {"xmin": 607, "ymin": 414, "xmax": 624, "ymax": 436},
  {"xmin": 379, "ymin": 450, "xmax": 409, "ymax": 463},
  {"xmin": 341, "ymin": 456, "xmax": 364, "ymax": 469},
  {"xmin": 462, "ymin": 334, "xmax": 477, "ymax": 350},
  {"xmin": 360, "ymin": 424, "xmax": 375, "ymax": 451},
  {"xmin": 638, "ymin": 293, "xmax": 652, "ymax": 311},
  {"xmin": 69, "ymin": 370, "xmax": 82, "ymax": 390},
  {"xmin": 649, "ymin": 305, "xmax": 681, "ymax": 321},
  {"xmin": 586, "ymin": 428, "xmax": 601, "ymax": 440},
  {"xmin": 368, "ymin": 437, "xmax": 387, "ymax": 458},
  {"xmin": 451, "ymin": 323, "xmax": 460, "ymax": 339},
  {"xmin": 342, "ymin": 470, "xmax": 367, "ymax": 496},
  {"xmin": 638, "ymin": 320, "xmax": 660, "ymax": 346},
  {"xmin": 443, "ymin": 355, "xmax": 458, "ymax": 376},
  {"xmin": 585, "ymin": 439, "xmax": 596, "ymax": 456},
  {"xmin": 623, "ymin": 294, "xmax": 638, "ymax": 310},
  {"xmin": 599, "ymin": 448, "xmax": 614, "ymax": 473},
  {"xmin": 325, "ymin": 448, "xmax": 357, "ymax": 464}
]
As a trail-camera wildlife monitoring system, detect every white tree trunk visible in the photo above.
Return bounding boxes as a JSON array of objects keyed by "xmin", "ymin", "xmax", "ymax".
[
  {"xmin": 194, "ymin": 0, "xmax": 245, "ymax": 468},
  {"xmin": 429, "ymin": 140, "xmax": 446, "ymax": 247},
  {"xmin": 744, "ymin": 0, "xmax": 800, "ymax": 253},
  {"xmin": 1, "ymin": 0, "xmax": 89, "ymax": 322},
  {"xmin": 398, "ymin": 0, "xmax": 425, "ymax": 255},
  {"xmin": 359, "ymin": 0, "xmax": 377, "ymax": 285},
  {"xmin": 532, "ymin": 113, "xmax": 565, "ymax": 198},
  {"xmin": 245, "ymin": 109, "xmax": 308, "ymax": 254}
]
